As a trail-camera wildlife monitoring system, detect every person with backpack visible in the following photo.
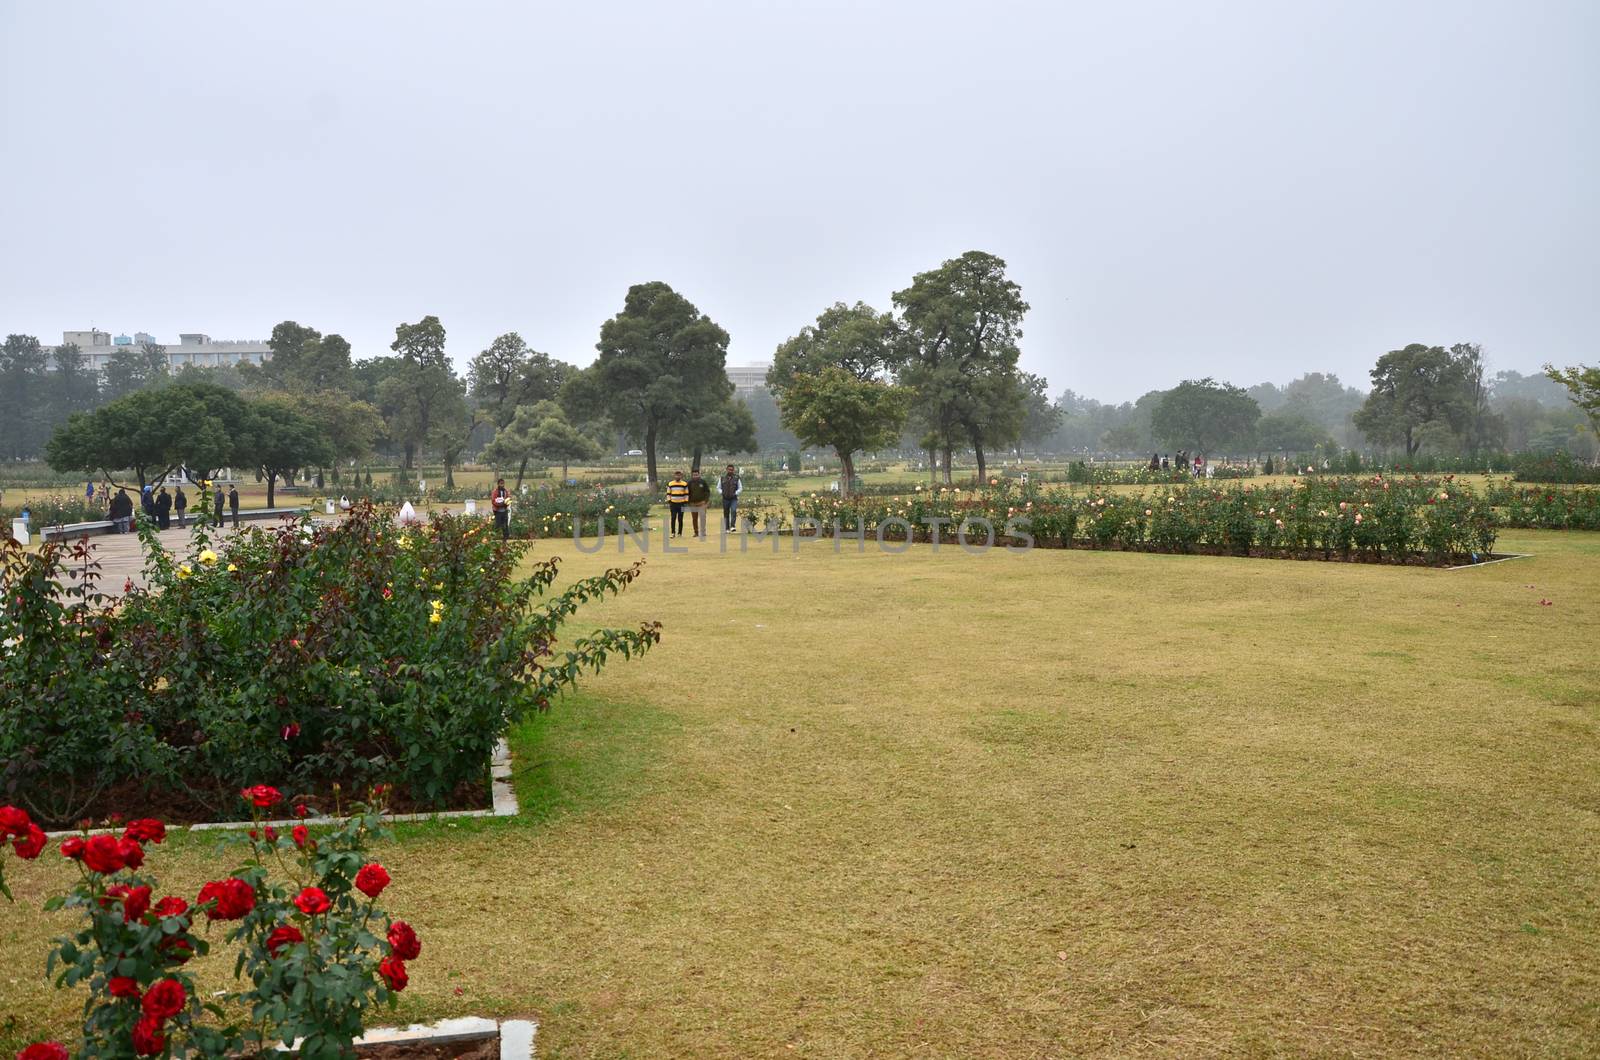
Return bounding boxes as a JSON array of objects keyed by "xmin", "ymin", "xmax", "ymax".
[
  {"xmin": 665, "ymin": 471, "xmax": 689, "ymax": 538},
  {"xmin": 719, "ymin": 464, "xmax": 742, "ymax": 531},
  {"xmin": 490, "ymin": 478, "xmax": 511, "ymax": 540}
]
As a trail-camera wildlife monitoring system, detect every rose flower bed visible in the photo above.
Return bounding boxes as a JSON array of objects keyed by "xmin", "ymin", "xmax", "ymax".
[
  {"xmin": 787, "ymin": 476, "xmax": 1503, "ymax": 565},
  {"xmin": 2, "ymin": 792, "xmax": 437, "ymax": 1059},
  {"xmin": 0, "ymin": 503, "xmax": 661, "ymax": 828}
]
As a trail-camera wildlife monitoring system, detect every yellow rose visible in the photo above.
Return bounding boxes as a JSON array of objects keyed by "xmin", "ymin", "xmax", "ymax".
[
  {"xmin": 227, "ymin": 562, "xmax": 238, "ymax": 572},
  {"xmin": 177, "ymin": 564, "xmax": 192, "ymax": 579},
  {"xmin": 198, "ymin": 549, "xmax": 218, "ymax": 565}
]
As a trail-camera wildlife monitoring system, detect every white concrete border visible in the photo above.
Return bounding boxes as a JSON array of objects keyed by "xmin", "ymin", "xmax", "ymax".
[
  {"xmin": 281, "ymin": 1016, "xmax": 537, "ymax": 1057},
  {"xmin": 44, "ymin": 738, "xmax": 518, "ymax": 839},
  {"xmin": 1442, "ymin": 552, "xmax": 1534, "ymax": 571}
]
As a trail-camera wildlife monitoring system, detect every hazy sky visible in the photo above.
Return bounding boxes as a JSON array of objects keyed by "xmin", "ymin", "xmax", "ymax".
[{"xmin": 2, "ymin": 1, "xmax": 1595, "ymax": 402}]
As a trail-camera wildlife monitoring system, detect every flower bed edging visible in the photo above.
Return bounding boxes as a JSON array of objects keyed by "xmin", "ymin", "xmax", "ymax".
[
  {"xmin": 281, "ymin": 1016, "xmax": 538, "ymax": 1058},
  {"xmin": 42, "ymin": 738, "xmax": 518, "ymax": 839}
]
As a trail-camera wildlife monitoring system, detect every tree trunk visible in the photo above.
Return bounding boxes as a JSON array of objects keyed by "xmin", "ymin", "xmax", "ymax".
[
  {"xmin": 266, "ymin": 472, "xmax": 276, "ymax": 508},
  {"xmin": 974, "ymin": 442, "xmax": 987, "ymax": 485},
  {"xmin": 404, "ymin": 443, "xmax": 416, "ymax": 470},
  {"xmin": 691, "ymin": 447, "xmax": 703, "ymax": 474},
  {"xmin": 515, "ymin": 457, "xmax": 529, "ymax": 492},
  {"xmin": 926, "ymin": 447, "xmax": 937, "ymax": 484},
  {"xmin": 839, "ymin": 449, "xmax": 856, "ymax": 496},
  {"xmin": 941, "ymin": 445, "xmax": 953, "ymax": 484},
  {"xmin": 645, "ymin": 423, "xmax": 659, "ymax": 487},
  {"xmin": 445, "ymin": 460, "xmax": 456, "ymax": 489}
]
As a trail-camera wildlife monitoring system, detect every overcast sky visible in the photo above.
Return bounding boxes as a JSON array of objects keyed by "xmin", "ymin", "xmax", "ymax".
[{"xmin": 2, "ymin": 1, "xmax": 1594, "ymax": 402}]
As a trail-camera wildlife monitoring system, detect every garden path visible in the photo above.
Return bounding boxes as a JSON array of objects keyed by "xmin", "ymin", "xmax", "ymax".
[{"xmin": 54, "ymin": 519, "xmax": 331, "ymax": 599}]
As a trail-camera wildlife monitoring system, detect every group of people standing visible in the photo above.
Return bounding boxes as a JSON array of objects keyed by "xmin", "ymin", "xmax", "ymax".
[
  {"xmin": 101, "ymin": 481, "xmax": 241, "ymax": 534},
  {"xmin": 665, "ymin": 466, "xmax": 740, "ymax": 539},
  {"xmin": 1148, "ymin": 452, "xmax": 1212, "ymax": 478}
]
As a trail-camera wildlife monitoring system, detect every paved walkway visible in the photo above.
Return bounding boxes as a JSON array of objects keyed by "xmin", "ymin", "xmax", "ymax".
[{"xmin": 54, "ymin": 520, "xmax": 321, "ymax": 600}]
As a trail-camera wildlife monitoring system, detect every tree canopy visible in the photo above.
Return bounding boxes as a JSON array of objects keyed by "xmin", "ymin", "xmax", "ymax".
[{"xmin": 1150, "ymin": 378, "xmax": 1260, "ymax": 454}]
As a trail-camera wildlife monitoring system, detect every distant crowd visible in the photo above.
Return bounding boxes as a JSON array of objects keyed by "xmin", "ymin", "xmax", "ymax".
[{"xmin": 90, "ymin": 480, "xmax": 242, "ymax": 533}]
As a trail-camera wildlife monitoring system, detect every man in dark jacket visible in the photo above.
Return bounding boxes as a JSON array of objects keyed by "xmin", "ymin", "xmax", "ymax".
[
  {"xmin": 213, "ymin": 485, "xmax": 225, "ymax": 525},
  {"xmin": 719, "ymin": 465, "xmax": 741, "ymax": 531},
  {"xmin": 174, "ymin": 485, "xmax": 187, "ymax": 529},
  {"xmin": 154, "ymin": 487, "xmax": 172, "ymax": 530},
  {"xmin": 228, "ymin": 485, "xmax": 241, "ymax": 529},
  {"xmin": 111, "ymin": 489, "xmax": 133, "ymax": 533},
  {"xmin": 685, "ymin": 470, "xmax": 711, "ymax": 540}
]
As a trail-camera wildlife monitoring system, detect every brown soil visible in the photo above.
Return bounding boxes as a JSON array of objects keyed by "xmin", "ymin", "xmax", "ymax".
[
  {"xmin": 355, "ymin": 1034, "xmax": 499, "ymax": 1059},
  {"xmin": 39, "ymin": 773, "xmax": 490, "ymax": 831}
]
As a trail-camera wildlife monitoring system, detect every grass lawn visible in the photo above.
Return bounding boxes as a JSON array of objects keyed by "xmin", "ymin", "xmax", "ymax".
[{"xmin": 3, "ymin": 529, "xmax": 1598, "ymax": 1056}]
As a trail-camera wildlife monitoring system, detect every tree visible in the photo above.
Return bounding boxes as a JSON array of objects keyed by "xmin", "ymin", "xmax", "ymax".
[
  {"xmin": 769, "ymin": 302, "xmax": 908, "ymax": 492},
  {"xmin": 466, "ymin": 333, "xmax": 575, "ymax": 431},
  {"xmin": 0, "ymin": 334, "xmax": 51, "ymax": 459},
  {"xmin": 45, "ymin": 383, "xmax": 248, "ymax": 488},
  {"xmin": 1150, "ymin": 378, "xmax": 1260, "ymax": 455},
  {"xmin": 101, "ymin": 342, "xmax": 169, "ymax": 401},
  {"xmin": 669, "ymin": 398, "xmax": 758, "ymax": 473},
  {"xmin": 1018, "ymin": 373, "xmax": 1061, "ymax": 449},
  {"xmin": 1452, "ymin": 342, "xmax": 1504, "ymax": 454},
  {"xmin": 246, "ymin": 321, "xmax": 322, "ymax": 390},
  {"xmin": 571, "ymin": 282, "xmax": 733, "ymax": 486},
  {"xmin": 1255, "ymin": 411, "xmax": 1330, "ymax": 454},
  {"xmin": 1543, "ymin": 362, "xmax": 1600, "ymax": 452},
  {"xmin": 1353, "ymin": 344, "xmax": 1473, "ymax": 456},
  {"xmin": 48, "ymin": 340, "xmax": 100, "ymax": 426},
  {"xmin": 893, "ymin": 251, "xmax": 1031, "ymax": 483},
  {"xmin": 267, "ymin": 389, "xmax": 383, "ymax": 480},
  {"xmin": 241, "ymin": 400, "xmax": 334, "ymax": 507},
  {"xmin": 482, "ymin": 401, "xmax": 602, "ymax": 487},
  {"xmin": 378, "ymin": 315, "xmax": 462, "ymax": 469},
  {"xmin": 295, "ymin": 333, "xmax": 355, "ymax": 394}
]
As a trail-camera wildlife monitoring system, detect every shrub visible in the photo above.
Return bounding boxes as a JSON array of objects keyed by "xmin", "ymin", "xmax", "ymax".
[
  {"xmin": 13, "ymin": 793, "xmax": 424, "ymax": 1058},
  {"xmin": 1513, "ymin": 451, "xmax": 1600, "ymax": 484},
  {"xmin": 1, "ymin": 504, "xmax": 661, "ymax": 826}
]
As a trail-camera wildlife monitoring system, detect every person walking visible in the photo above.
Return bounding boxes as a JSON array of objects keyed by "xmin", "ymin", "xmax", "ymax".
[
  {"xmin": 174, "ymin": 485, "xmax": 187, "ymax": 529},
  {"xmin": 228, "ymin": 485, "xmax": 240, "ymax": 529},
  {"xmin": 665, "ymin": 470, "xmax": 689, "ymax": 537},
  {"xmin": 719, "ymin": 464, "xmax": 741, "ymax": 531},
  {"xmin": 686, "ymin": 469, "xmax": 711, "ymax": 540},
  {"xmin": 213, "ymin": 484, "xmax": 225, "ymax": 526},
  {"xmin": 490, "ymin": 477, "xmax": 511, "ymax": 540},
  {"xmin": 154, "ymin": 487, "xmax": 172, "ymax": 530}
]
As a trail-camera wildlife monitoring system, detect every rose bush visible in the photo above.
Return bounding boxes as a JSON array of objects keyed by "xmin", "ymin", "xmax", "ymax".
[
  {"xmin": 1, "ymin": 502, "xmax": 662, "ymax": 826},
  {"xmin": 17, "ymin": 794, "xmax": 424, "ymax": 1059}
]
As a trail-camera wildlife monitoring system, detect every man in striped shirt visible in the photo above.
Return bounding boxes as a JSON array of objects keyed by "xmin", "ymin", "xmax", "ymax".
[{"xmin": 666, "ymin": 471, "xmax": 689, "ymax": 537}]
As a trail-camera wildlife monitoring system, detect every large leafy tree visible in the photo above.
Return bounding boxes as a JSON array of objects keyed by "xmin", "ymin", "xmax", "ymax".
[
  {"xmin": 45, "ymin": 382, "xmax": 249, "ymax": 488},
  {"xmin": 1150, "ymin": 378, "xmax": 1260, "ymax": 455},
  {"xmin": 769, "ymin": 302, "xmax": 908, "ymax": 492},
  {"xmin": 669, "ymin": 398, "xmax": 758, "ymax": 473},
  {"xmin": 101, "ymin": 342, "xmax": 170, "ymax": 401},
  {"xmin": 1353, "ymin": 344, "xmax": 1474, "ymax": 456},
  {"xmin": 893, "ymin": 251, "xmax": 1031, "ymax": 483},
  {"xmin": 482, "ymin": 401, "xmax": 603, "ymax": 485},
  {"xmin": 1254, "ymin": 411, "xmax": 1331, "ymax": 454},
  {"xmin": 570, "ymin": 281, "xmax": 733, "ymax": 486},
  {"xmin": 242, "ymin": 399, "xmax": 335, "ymax": 507},
  {"xmin": 1543, "ymin": 362, "xmax": 1600, "ymax": 451},
  {"xmin": 377, "ymin": 315, "xmax": 464, "ymax": 469},
  {"xmin": 467, "ymin": 332, "xmax": 576, "ymax": 431},
  {"xmin": 0, "ymin": 334, "xmax": 51, "ymax": 460}
]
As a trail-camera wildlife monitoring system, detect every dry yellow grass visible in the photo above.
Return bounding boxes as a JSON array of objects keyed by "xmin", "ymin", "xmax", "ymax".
[{"xmin": 2, "ymin": 529, "xmax": 1598, "ymax": 1057}]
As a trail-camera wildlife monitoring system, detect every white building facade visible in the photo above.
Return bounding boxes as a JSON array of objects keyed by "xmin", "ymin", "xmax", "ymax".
[
  {"xmin": 726, "ymin": 362, "xmax": 771, "ymax": 393},
  {"xmin": 50, "ymin": 329, "xmax": 271, "ymax": 372}
]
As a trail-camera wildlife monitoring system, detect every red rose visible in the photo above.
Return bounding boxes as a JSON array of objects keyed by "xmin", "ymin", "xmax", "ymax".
[
  {"xmin": 60, "ymin": 836, "xmax": 86, "ymax": 860},
  {"xmin": 131, "ymin": 1014, "xmax": 166, "ymax": 1056},
  {"xmin": 153, "ymin": 896, "xmax": 189, "ymax": 919},
  {"xmin": 82, "ymin": 834, "xmax": 126, "ymax": 874},
  {"xmin": 266, "ymin": 924, "xmax": 304, "ymax": 956},
  {"xmin": 263, "ymin": 826, "xmax": 277, "ymax": 843},
  {"xmin": 198, "ymin": 877, "xmax": 255, "ymax": 920},
  {"xmin": 108, "ymin": 884, "xmax": 152, "ymax": 923},
  {"xmin": 378, "ymin": 955, "xmax": 408, "ymax": 992},
  {"xmin": 281, "ymin": 723, "xmax": 301, "ymax": 740},
  {"xmin": 354, "ymin": 863, "xmax": 390, "ymax": 899},
  {"xmin": 239, "ymin": 785, "xmax": 283, "ymax": 809},
  {"xmin": 293, "ymin": 804, "xmax": 311, "ymax": 819},
  {"xmin": 108, "ymin": 976, "xmax": 142, "ymax": 999},
  {"xmin": 158, "ymin": 936, "xmax": 194, "ymax": 965},
  {"xmin": 387, "ymin": 920, "xmax": 421, "ymax": 961},
  {"xmin": 118, "ymin": 838, "xmax": 145, "ymax": 870},
  {"xmin": 17, "ymin": 1044, "xmax": 69, "ymax": 1060},
  {"xmin": 123, "ymin": 819, "xmax": 167, "ymax": 845},
  {"xmin": 293, "ymin": 887, "xmax": 331, "ymax": 916},
  {"xmin": 141, "ymin": 977, "xmax": 186, "ymax": 1020},
  {"xmin": 291, "ymin": 824, "xmax": 309, "ymax": 849},
  {"xmin": 0, "ymin": 805, "xmax": 31, "ymax": 839},
  {"xmin": 12, "ymin": 823, "xmax": 46, "ymax": 860}
]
